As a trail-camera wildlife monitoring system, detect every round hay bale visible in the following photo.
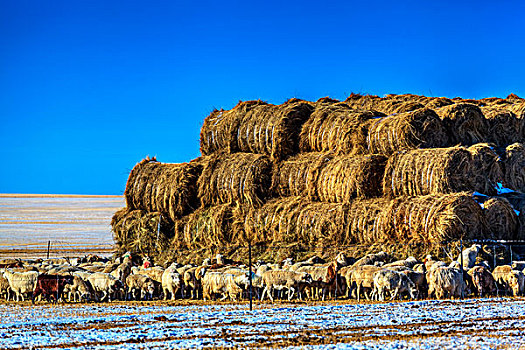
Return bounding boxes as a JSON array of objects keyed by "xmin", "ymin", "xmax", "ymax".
[
  {"xmin": 111, "ymin": 208, "xmax": 173, "ymax": 262},
  {"xmin": 366, "ymin": 108, "xmax": 449, "ymax": 155},
  {"xmin": 435, "ymin": 103, "xmax": 489, "ymax": 145},
  {"xmin": 382, "ymin": 147, "xmax": 475, "ymax": 197},
  {"xmin": 507, "ymin": 102, "xmax": 525, "ymax": 140},
  {"xmin": 236, "ymin": 99, "xmax": 314, "ymax": 160},
  {"xmin": 503, "ymin": 143, "xmax": 525, "ymax": 193},
  {"xmin": 244, "ymin": 197, "xmax": 349, "ymax": 247},
  {"xmin": 483, "ymin": 197, "xmax": 519, "ymax": 240},
  {"xmin": 317, "ymin": 154, "xmax": 387, "ymax": 202},
  {"xmin": 467, "ymin": 143, "xmax": 504, "ymax": 196},
  {"xmin": 124, "ymin": 157, "xmax": 202, "ymax": 221},
  {"xmin": 388, "ymin": 193, "xmax": 486, "ymax": 244},
  {"xmin": 346, "ymin": 197, "xmax": 393, "ymax": 244},
  {"xmin": 482, "ymin": 106, "xmax": 523, "ymax": 146},
  {"xmin": 344, "ymin": 93, "xmax": 382, "ymax": 110},
  {"xmin": 198, "ymin": 152, "xmax": 272, "ymax": 207},
  {"xmin": 200, "ymin": 100, "xmax": 267, "ymax": 155},
  {"xmin": 379, "ymin": 100, "xmax": 425, "ymax": 115},
  {"xmin": 299, "ymin": 102, "xmax": 385, "ymax": 155},
  {"xmin": 271, "ymin": 152, "xmax": 333, "ymax": 200}
]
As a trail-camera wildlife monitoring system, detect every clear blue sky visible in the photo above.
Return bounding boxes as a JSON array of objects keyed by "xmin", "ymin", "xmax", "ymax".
[{"xmin": 1, "ymin": 1, "xmax": 524, "ymax": 195}]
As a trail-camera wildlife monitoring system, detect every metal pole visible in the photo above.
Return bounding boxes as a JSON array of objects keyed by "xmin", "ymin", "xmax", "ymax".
[
  {"xmin": 47, "ymin": 241, "xmax": 50, "ymax": 259},
  {"xmin": 248, "ymin": 242, "xmax": 253, "ymax": 311},
  {"xmin": 493, "ymin": 245, "xmax": 496, "ymax": 269},
  {"xmin": 459, "ymin": 239, "xmax": 464, "ymax": 300},
  {"xmin": 510, "ymin": 245, "xmax": 513, "ymax": 264}
]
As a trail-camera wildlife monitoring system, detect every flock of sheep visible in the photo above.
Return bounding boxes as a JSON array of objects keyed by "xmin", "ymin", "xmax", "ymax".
[{"xmin": 1, "ymin": 245, "xmax": 524, "ymax": 304}]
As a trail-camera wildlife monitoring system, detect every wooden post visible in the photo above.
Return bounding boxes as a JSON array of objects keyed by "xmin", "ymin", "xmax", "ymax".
[
  {"xmin": 249, "ymin": 242, "xmax": 253, "ymax": 311},
  {"xmin": 47, "ymin": 241, "xmax": 50, "ymax": 259}
]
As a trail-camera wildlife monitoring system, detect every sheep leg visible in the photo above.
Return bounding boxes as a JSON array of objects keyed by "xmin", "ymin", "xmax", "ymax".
[
  {"xmin": 390, "ymin": 287, "xmax": 399, "ymax": 301},
  {"xmin": 288, "ymin": 287, "xmax": 295, "ymax": 301}
]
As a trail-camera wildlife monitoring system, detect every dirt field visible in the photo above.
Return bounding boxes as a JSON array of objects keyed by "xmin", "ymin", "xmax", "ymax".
[
  {"xmin": 1, "ymin": 298, "xmax": 524, "ymax": 349},
  {"xmin": 0, "ymin": 194, "xmax": 123, "ymax": 258}
]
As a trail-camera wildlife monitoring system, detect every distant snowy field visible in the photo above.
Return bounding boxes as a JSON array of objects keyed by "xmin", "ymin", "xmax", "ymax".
[
  {"xmin": 0, "ymin": 194, "xmax": 124, "ymax": 258},
  {"xmin": 1, "ymin": 298, "xmax": 524, "ymax": 349}
]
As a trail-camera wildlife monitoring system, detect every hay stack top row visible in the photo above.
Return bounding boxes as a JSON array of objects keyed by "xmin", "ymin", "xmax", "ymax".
[{"xmin": 200, "ymin": 94, "xmax": 525, "ymax": 161}]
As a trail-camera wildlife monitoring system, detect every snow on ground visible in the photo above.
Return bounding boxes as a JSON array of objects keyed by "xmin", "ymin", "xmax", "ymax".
[{"xmin": 1, "ymin": 298, "xmax": 525, "ymax": 349}]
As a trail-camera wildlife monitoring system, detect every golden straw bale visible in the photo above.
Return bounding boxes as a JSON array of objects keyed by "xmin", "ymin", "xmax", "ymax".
[
  {"xmin": 425, "ymin": 97, "xmax": 455, "ymax": 109},
  {"xmin": 198, "ymin": 152, "xmax": 272, "ymax": 207},
  {"xmin": 467, "ymin": 144, "xmax": 504, "ymax": 196},
  {"xmin": 200, "ymin": 100, "xmax": 267, "ymax": 155},
  {"xmin": 435, "ymin": 103, "xmax": 489, "ymax": 145},
  {"xmin": 271, "ymin": 152, "xmax": 333, "ymax": 200},
  {"xmin": 124, "ymin": 157, "xmax": 202, "ymax": 221},
  {"xmin": 366, "ymin": 108, "xmax": 449, "ymax": 155},
  {"xmin": 244, "ymin": 197, "xmax": 349, "ymax": 247},
  {"xmin": 382, "ymin": 147, "xmax": 475, "ymax": 197},
  {"xmin": 299, "ymin": 102, "xmax": 385, "ymax": 154},
  {"xmin": 111, "ymin": 208, "xmax": 173, "ymax": 262},
  {"xmin": 483, "ymin": 198, "xmax": 519, "ymax": 240},
  {"xmin": 503, "ymin": 143, "xmax": 525, "ymax": 193},
  {"xmin": 317, "ymin": 154, "xmax": 387, "ymax": 202}
]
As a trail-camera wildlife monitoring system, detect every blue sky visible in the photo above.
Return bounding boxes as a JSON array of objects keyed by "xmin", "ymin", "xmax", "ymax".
[{"xmin": 1, "ymin": 1, "xmax": 524, "ymax": 195}]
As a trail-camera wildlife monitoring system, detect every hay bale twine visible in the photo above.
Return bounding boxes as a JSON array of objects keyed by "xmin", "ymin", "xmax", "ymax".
[
  {"xmin": 435, "ymin": 103, "xmax": 489, "ymax": 145},
  {"xmin": 467, "ymin": 143, "xmax": 504, "ymax": 196},
  {"xmin": 124, "ymin": 157, "xmax": 202, "ymax": 221},
  {"xmin": 503, "ymin": 143, "xmax": 525, "ymax": 193},
  {"xmin": 271, "ymin": 152, "xmax": 333, "ymax": 200},
  {"xmin": 244, "ymin": 197, "xmax": 349, "ymax": 247},
  {"xmin": 299, "ymin": 102, "xmax": 384, "ymax": 155},
  {"xmin": 483, "ymin": 197, "xmax": 519, "ymax": 240},
  {"xmin": 200, "ymin": 100, "xmax": 267, "ymax": 155},
  {"xmin": 236, "ymin": 99, "xmax": 314, "ymax": 160},
  {"xmin": 198, "ymin": 152, "xmax": 272, "ymax": 207},
  {"xmin": 366, "ymin": 108, "xmax": 449, "ymax": 156},
  {"xmin": 382, "ymin": 147, "xmax": 475, "ymax": 197},
  {"xmin": 481, "ymin": 106, "xmax": 523, "ymax": 146},
  {"xmin": 111, "ymin": 208, "xmax": 173, "ymax": 262},
  {"xmin": 317, "ymin": 154, "xmax": 387, "ymax": 202}
]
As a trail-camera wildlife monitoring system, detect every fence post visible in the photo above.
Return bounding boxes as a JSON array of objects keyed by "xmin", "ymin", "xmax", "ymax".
[
  {"xmin": 248, "ymin": 242, "xmax": 253, "ymax": 311},
  {"xmin": 47, "ymin": 241, "xmax": 50, "ymax": 259},
  {"xmin": 459, "ymin": 239, "xmax": 464, "ymax": 300}
]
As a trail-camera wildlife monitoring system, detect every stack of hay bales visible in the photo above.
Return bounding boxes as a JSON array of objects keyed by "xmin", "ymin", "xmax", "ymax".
[{"xmin": 113, "ymin": 93, "xmax": 525, "ymax": 264}]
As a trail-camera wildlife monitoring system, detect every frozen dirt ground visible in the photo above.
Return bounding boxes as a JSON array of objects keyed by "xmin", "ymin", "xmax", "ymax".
[{"xmin": 1, "ymin": 298, "xmax": 525, "ymax": 349}]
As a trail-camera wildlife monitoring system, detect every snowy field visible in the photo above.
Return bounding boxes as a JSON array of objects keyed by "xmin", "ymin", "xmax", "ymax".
[
  {"xmin": 1, "ymin": 298, "xmax": 524, "ymax": 349},
  {"xmin": 0, "ymin": 194, "xmax": 123, "ymax": 258}
]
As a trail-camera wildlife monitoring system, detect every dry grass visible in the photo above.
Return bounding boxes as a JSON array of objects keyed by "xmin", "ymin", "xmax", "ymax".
[
  {"xmin": 198, "ymin": 152, "xmax": 272, "ymax": 207},
  {"xmin": 481, "ymin": 106, "xmax": 523, "ymax": 146},
  {"xmin": 483, "ymin": 198, "xmax": 519, "ymax": 240},
  {"xmin": 124, "ymin": 157, "xmax": 201, "ymax": 221},
  {"xmin": 299, "ymin": 102, "xmax": 384, "ymax": 155},
  {"xmin": 382, "ymin": 147, "xmax": 476, "ymax": 197},
  {"xmin": 435, "ymin": 103, "xmax": 488, "ymax": 145},
  {"xmin": 503, "ymin": 143, "xmax": 525, "ymax": 193},
  {"xmin": 366, "ymin": 108, "xmax": 449, "ymax": 155}
]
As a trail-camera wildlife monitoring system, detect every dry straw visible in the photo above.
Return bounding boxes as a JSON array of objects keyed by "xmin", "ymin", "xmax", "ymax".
[
  {"xmin": 200, "ymin": 100, "xmax": 267, "ymax": 155},
  {"xmin": 435, "ymin": 103, "xmax": 488, "ymax": 145},
  {"xmin": 481, "ymin": 106, "xmax": 523, "ymax": 146},
  {"xmin": 317, "ymin": 154, "xmax": 387, "ymax": 202},
  {"xmin": 382, "ymin": 147, "xmax": 475, "ymax": 197},
  {"xmin": 467, "ymin": 143, "xmax": 504, "ymax": 196},
  {"xmin": 483, "ymin": 198, "xmax": 519, "ymax": 240},
  {"xmin": 271, "ymin": 152, "xmax": 333, "ymax": 200},
  {"xmin": 198, "ymin": 152, "xmax": 272, "ymax": 207},
  {"xmin": 366, "ymin": 108, "xmax": 449, "ymax": 155},
  {"xmin": 200, "ymin": 99, "xmax": 313, "ymax": 160},
  {"xmin": 244, "ymin": 197, "xmax": 349, "ymax": 247},
  {"xmin": 299, "ymin": 102, "xmax": 384, "ymax": 155},
  {"xmin": 124, "ymin": 157, "xmax": 202, "ymax": 221},
  {"xmin": 111, "ymin": 208, "xmax": 173, "ymax": 262},
  {"xmin": 503, "ymin": 143, "xmax": 525, "ymax": 193}
]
